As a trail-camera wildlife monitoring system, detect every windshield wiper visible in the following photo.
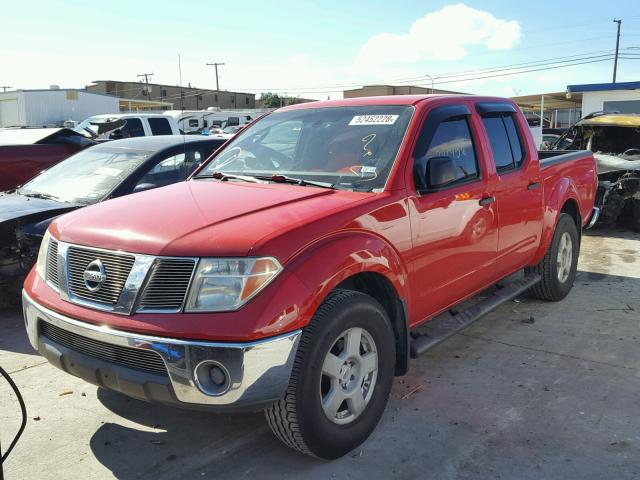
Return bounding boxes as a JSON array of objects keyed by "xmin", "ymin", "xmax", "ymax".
[
  {"xmin": 195, "ymin": 171, "xmax": 266, "ymax": 183},
  {"xmin": 253, "ymin": 174, "xmax": 335, "ymax": 189},
  {"xmin": 21, "ymin": 192, "xmax": 67, "ymax": 202}
]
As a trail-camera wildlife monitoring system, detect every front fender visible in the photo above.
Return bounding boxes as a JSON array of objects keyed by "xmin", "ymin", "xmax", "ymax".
[{"xmin": 287, "ymin": 231, "xmax": 410, "ymax": 321}]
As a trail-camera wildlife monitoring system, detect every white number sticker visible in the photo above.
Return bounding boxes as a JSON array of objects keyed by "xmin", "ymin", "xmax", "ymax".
[{"xmin": 349, "ymin": 115, "xmax": 398, "ymax": 126}]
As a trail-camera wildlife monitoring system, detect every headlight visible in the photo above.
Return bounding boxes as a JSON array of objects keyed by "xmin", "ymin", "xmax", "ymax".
[
  {"xmin": 35, "ymin": 229, "xmax": 52, "ymax": 280},
  {"xmin": 185, "ymin": 257, "xmax": 282, "ymax": 312}
]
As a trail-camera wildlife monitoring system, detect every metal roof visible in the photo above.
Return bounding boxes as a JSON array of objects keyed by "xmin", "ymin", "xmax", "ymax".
[
  {"xmin": 510, "ymin": 92, "xmax": 582, "ymax": 110},
  {"xmin": 566, "ymin": 81, "xmax": 640, "ymax": 93}
]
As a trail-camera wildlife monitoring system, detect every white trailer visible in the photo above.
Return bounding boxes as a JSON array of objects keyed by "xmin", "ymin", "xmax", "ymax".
[
  {"xmin": 0, "ymin": 89, "xmax": 119, "ymax": 128},
  {"xmin": 163, "ymin": 109, "xmax": 268, "ymax": 133}
]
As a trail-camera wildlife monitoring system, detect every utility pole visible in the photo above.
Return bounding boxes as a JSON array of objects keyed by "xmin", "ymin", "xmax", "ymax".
[
  {"xmin": 137, "ymin": 72, "xmax": 153, "ymax": 101},
  {"xmin": 0, "ymin": 86, "xmax": 11, "ymax": 92},
  {"xmin": 613, "ymin": 18, "xmax": 622, "ymax": 83},
  {"xmin": 206, "ymin": 62, "xmax": 225, "ymax": 107}
]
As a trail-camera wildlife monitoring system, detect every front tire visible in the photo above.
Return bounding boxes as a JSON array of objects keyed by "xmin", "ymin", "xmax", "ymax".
[
  {"xmin": 526, "ymin": 213, "xmax": 579, "ymax": 301},
  {"xmin": 265, "ymin": 289, "xmax": 396, "ymax": 459}
]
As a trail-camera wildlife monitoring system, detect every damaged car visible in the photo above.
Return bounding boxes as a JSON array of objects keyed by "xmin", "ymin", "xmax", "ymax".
[
  {"xmin": 0, "ymin": 135, "xmax": 225, "ymax": 303},
  {"xmin": 550, "ymin": 113, "xmax": 640, "ymax": 231}
]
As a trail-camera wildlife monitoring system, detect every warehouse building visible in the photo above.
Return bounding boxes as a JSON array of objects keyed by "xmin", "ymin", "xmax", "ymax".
[
  {"xmin": 566, "ymin": 80, "xmax": 640, "ymax": 116},
  {"xmin": 343, "ymin": 84, "xmax": 465, "ymax": 98},
  {"xmin": 0, "ymin": 87, "xmax": 120, "ymax": 128},
  {"xmin": 87, "ymin": 80, "xmax": 256, "ymax": 110}
]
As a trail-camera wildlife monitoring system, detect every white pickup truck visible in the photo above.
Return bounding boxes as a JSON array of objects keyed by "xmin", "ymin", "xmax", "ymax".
[{"xmin": 73, "ymin": 113, "xmax": 180, "ymax": 140}]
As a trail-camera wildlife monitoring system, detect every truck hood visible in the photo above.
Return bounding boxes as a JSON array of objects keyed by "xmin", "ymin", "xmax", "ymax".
[{"xmin": 52, "ymin": 180, "xmax": 368, "ymax": 258}]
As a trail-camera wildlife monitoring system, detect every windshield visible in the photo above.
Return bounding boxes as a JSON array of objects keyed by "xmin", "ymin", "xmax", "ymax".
[
  {"xmin": 197, "ymin": 105, "xmax": 414, "ymax": 191},
  {"xmin": 19, "ymin": 146, "xmax": 152, "ymax": 203},
  {"xmin": 73, "ymin": 116, "xmax": 126, "ymax": 138}
]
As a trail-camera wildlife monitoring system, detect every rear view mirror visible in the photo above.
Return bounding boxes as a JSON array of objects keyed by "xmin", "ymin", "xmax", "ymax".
[
  {"xmin": 426, "ymin": 156, "xmax": 456, "ymax": 188},
  {"xmin": 133, "ymin": 183, "xmax": 157, "ymax": 193}
]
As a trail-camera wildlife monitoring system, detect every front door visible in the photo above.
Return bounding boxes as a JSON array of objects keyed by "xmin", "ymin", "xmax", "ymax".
[{"xmin": 407, "ymin": 104, "xmax": 498, "ymax": 322}]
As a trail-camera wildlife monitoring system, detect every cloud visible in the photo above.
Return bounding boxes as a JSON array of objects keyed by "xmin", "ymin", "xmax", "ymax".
[{"xmin": 356, "ymin": 3, "xmax": 520, "ymax": 68}]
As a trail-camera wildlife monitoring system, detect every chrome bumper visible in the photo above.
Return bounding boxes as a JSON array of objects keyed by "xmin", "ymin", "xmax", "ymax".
[
  {"xmin": 23, "ymin": 291, "xmax": 301, "ymax": 409},
  {"xmin": 585, "ymin": 206, "xmax": 600, "ymax": 229}
]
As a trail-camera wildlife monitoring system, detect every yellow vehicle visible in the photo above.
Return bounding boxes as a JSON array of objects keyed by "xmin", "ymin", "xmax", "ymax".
[{"xmin": 553, "ymin": 113, "xmax": 640, "ymax": 231}]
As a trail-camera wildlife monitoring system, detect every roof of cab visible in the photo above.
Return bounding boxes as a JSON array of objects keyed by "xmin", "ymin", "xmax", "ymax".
[{"xmin": 277, "ymin": 94, "xmax": 509, "ymax": 111}]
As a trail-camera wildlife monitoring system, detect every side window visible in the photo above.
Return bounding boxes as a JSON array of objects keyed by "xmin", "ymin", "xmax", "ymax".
[
  {"xmin": 482, "ymin": 114, "xmax": 525, "ymax": 172},
  {"xmin": 148, "ymin": 117, "xmax": 173, "ymax": 135},
  {"xmin": 121, "ymin": 118, "xmax": 144, "ymax": 137},
  {"xmin": 503, "ymin": 115, "xmax": 525, "ymax": 167},
  {"xmin": 134, "ymin": 150, "xmax": 202, "ymax": 190},
  {"xmin": 415, "ymin": 117, "xmax": 478, "ymax": 190},
  {"xmin": 188, "ymin": 119, "xmax": 199, "ymax": 128}
]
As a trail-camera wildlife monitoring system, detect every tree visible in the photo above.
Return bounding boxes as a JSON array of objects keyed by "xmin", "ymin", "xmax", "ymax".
[
  {"xmin": 260, "ymin": 92, "xmax": 308, "ymax": 108},
  {"xmin": 260, "ymin": 92, "xmax": 283, "ymax": 108}
]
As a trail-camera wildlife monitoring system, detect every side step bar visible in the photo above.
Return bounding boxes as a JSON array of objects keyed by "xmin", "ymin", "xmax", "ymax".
[{"xmin": 410, "ymin": 274, "xmax": 541, "ymax": 358}]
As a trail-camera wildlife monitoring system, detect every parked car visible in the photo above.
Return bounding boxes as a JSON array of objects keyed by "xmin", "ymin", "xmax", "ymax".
[
  {"xmin": 0, "ymin": 127, "xmax": 96, "ymax": 191},
  {"xmin": 550, "ymin": 113, "xmax": 640, "ymax": 230},
  {"xmin": 23, "ymin": 95, "xmax": 596, "ymax": 459},
  {"xmin": 73, "ymin": 113, "xmax": 180, "ymax": 140},
  {"xmin": 0, "ymin": 135, "xmax": 224, "ymax": 300}
]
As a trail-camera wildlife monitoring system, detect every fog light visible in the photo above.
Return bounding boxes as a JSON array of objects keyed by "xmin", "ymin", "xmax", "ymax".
[{"xmin": 194, "ymin": 361, "xmax": 230, "ymax": 396}]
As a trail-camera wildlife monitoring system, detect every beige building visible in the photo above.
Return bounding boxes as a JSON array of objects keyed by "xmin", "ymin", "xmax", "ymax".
[
  {"xmin": 343, "ymin": 84, "xmax": 465, "ymax": 98},
  {"xmin": 87, "ymin": 80, "xmax": 256, "ymax": 110}
]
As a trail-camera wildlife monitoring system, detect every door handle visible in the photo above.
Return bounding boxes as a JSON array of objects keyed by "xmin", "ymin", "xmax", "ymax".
[
  {"xmin": 527, "ymin": 182, "xmax": 541, "ymax": 190},
  {"xmin": 479, "ymin": 196, "xmax": 495, "ymax": 206}
]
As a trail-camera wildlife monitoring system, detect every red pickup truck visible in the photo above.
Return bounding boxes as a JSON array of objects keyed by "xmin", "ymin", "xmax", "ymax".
[{"xmin": 23, "ymin": 95, "xmax": 597, "ymax": 459}]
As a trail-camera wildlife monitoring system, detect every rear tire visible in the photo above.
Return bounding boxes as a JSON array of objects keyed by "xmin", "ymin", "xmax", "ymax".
[
  {"xmin": 264, "ymin": 289, "xmax": 396, "ymax": 459},
  {"xmin": 526, "ymin": 213, "xmax": 579, "ymax": 301}
]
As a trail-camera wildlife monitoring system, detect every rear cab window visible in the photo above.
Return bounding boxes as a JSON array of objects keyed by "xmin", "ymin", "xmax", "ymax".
[{"xmin": 478, "ymin": 104, "xmax": 526, "ymax": 173}]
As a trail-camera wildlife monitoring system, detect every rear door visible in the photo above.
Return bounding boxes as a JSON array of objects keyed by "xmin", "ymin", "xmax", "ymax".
[
  {"xmin": 476, "ymin": 102, "xmax": 543, "ymax": 278},
  {"xmin": 407, "ymin": 103, "xmax": 499, "ymax": 320}
]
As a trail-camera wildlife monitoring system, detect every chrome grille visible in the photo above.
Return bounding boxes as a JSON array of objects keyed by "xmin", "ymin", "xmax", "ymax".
[
  {"xmin": 46, "ymin": 240, "xmax": 59, "ymax": 288},
  {"xmin": 138, "ymin": 259, "xmax": 196, "ymax": 311},
  {"xmin": 40, "ymin": 321, "xmax": 168, "ymax": 376},
  {"xmin": 67, "ymin": 247, "xmax": 135, "ymax": 305}
]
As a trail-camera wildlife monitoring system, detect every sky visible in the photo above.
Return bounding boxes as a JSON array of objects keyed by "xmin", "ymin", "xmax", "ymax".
[{"xmin": 1, "ymin": 0, "xmax": 639, "ymax": 100}]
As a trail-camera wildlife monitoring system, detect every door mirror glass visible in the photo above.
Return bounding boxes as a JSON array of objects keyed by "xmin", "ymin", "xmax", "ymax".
[
  {"xmin": 426, "ymin": 156, "xmax": 456, "ymax": 188},
  {"xmin": 132, "ymin": 182, "xmax": 157, "ymax": 193}
]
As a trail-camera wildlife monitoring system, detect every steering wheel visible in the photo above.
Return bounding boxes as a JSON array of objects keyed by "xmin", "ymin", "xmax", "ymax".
[{"xmin": 246, "ymin": 143, "xmax": 294, "ymax": 170}]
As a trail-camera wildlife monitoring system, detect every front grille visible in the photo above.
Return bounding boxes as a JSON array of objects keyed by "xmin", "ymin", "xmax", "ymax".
[
  {"xmin": 41, "ymin": 321, "xmax": 168, "ymax": 376},
  {"xmin": 67, "ymin": 247, "xmax": 135, "ymax": 305},
  {"xmin": 46, "ymin": 240, "xmax": 59, "ymax": 288},
  {"xmin": 138, "ymin": 259, "xmax": 196, "ymax": 311}
]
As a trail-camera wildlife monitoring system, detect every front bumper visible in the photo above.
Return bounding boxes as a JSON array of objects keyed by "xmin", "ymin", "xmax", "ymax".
[{"xmin": 23, "ymin": 290, "xmax": 301, "ymax": 411}]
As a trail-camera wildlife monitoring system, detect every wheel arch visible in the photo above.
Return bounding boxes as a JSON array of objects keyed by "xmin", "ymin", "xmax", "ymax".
[
  {"xmin": 287, "ymin": 231, "xmax": 411, "ymax": 376},
  {"xmin": 531, "ymin": 178, "xmax": 582, "ymax": 265}
]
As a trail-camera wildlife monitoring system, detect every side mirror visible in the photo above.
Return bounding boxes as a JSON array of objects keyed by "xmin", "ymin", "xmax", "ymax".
[
  {"xmin": 133, "ymin": 183, "xmax": 158, "ymax": 193},
  {"xmin": 426, "ymin": 156, "xmax": 456, "ymax": 189}
]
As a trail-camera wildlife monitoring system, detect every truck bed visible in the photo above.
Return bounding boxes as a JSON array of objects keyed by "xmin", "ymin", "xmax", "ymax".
[{"xmin": 539, "ymin": 150, "xmax": 591, "ymax": 169}]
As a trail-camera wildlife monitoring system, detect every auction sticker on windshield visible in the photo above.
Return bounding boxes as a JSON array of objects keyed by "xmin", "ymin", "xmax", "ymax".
[{"xmin": 349, "ymin": 115, "xmax": 399, "ymax": 126}]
